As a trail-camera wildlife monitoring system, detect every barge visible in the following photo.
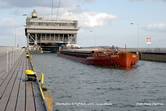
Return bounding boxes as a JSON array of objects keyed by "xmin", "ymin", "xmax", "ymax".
[{"xmin": 58, "ymin": 48, "xmax": 139, "ymax": 69}]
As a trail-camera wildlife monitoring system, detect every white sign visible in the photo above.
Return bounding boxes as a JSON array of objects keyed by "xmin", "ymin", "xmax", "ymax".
[{"xmin": 146, "ymin": 36, "xmax": 152, "ymax": 45}]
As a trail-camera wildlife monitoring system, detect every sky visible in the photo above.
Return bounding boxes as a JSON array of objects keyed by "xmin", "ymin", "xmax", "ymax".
[{"xmin": 0, "ymin": 0, "xmax": 166, "ymax": 48}]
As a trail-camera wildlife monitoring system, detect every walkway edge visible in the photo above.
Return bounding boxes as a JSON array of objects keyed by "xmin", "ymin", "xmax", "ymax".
[{"xmin": 28, "ymin": 53, "xmax": 54, "ymax": 111}]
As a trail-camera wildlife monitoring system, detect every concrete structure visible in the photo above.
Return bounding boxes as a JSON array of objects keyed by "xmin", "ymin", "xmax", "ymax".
[
  {"xmin": 120, "ymin": 48, "xmax": 166, "ymax": 62},
  {"xmin": 120, "ymin": 48, "xmax": 166, "ymax": 54},
  {"xmin": 25, "ymin": 10, "xmax": 79, "ymax": 52}
]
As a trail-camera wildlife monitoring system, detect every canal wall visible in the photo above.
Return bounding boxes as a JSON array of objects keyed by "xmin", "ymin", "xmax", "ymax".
[
  {"xmin": 140, "ymin": 53, "xmax": 166, "ymax": 62},
  {"xmin": 123, "ymin": 48, "xmax": 166, "ymax": 62}
]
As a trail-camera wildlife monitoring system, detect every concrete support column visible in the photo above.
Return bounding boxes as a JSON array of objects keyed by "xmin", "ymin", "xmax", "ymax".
[
  {"xmin": 44, "ymin": 34, "xmax": 46, "ymax": 40},
  {"xmin": 63, "ymin": 34, "xmax": 64, "ymax": 42},
  {"xmin": 39, "ymin": 34, "xmax": 41, "ymax": 42},
  {"xmin": 27, "ymin": 33, "xmax": 30, "ymax": 47},
  {"xmin": 61, "ymin": 34, "xmax": 62, "ymax": 41},
  {"xmin": 35, "ymin": 33, "xmax": 37, "ymax": 45},
  {"xmin": 49, "ymin": 33, "xmax": 51, "ymax": 40},
  {"xmin": 67, "ymin": 34, "xmax": 70, "ymax": 43},
  {"xmin": 54, "ymin": 34, "xmax": 55, "ymax": 40},
  {"xmin": 74, "ymin": 34, "xmax": 77, "ymax": 43},
  {"xmin": 53, "ymin": 34, "xmax": 56, "ymax": 41},
  {"xmin": 55, "ymin": 34, "xmax": 57, "ymax": 41},
  {"xmin": 58, "ymin": 34, "xmax": 60, "ymax": 41}
]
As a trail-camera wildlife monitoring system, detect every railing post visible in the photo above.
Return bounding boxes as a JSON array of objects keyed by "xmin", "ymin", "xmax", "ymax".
[{"xmin": 6, "ymin": 49, "xmax": 8, "ymax": 74}]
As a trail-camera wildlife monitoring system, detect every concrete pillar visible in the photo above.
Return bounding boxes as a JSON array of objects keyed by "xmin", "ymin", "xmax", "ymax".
[
  {"xmin": 53, "ymin": 33, "xmax": 56, "ymax": 41},
  {"xmin": 49, "ymin": 33, "xmax": 51, "ymax": 40},
  {"xmin": 58, "ymin": 34, "xmax": 60, "ymax": 41},
  {"xmin": 54, "ymin": 34, "xmax": 56, "ymax": 41},
  {"xmin": 43, "ymin": 34, "xmax": 45, "ymax": 41},
  {"xmin": 35, "ymin": 33, "xmax": 37, "ymax": 45},
  {"xmin": 74, "ymin": 34, "xmax": 77, "ymax": 43},
  {"xmin": 63, "ymin": 34, "xmax": 64, "ymax": 42},
  {"xmin": 39, "ymin": 34, "xmax": 41, "ymax": 42},
  {"xmin": 44, "ymin": 34, "xmax": 46, "ymax": 40},
  {"xmin": 57, "ymin": 34, "xmax": 58, "ymax": 41},
  {"xmin": 54, "ymin": 34, "xmax": 57, "ymax": 41},
  {"xmin": 27, "ymin": 33, "xmax": 30, "ymax": 47}
]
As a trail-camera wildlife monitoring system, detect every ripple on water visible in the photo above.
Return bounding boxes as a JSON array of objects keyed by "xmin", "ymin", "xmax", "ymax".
[{"xmin": 32, "ymin": 54, "xmax": 166, "ymax": 111}]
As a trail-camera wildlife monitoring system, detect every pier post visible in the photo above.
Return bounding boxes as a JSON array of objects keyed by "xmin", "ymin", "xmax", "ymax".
[{"xmin": 6, "ymin": 49, "xmax": 8, "ymax": 74}]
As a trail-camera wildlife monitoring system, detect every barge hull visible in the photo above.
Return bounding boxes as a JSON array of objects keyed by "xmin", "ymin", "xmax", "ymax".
[
  {"xmin": 58, "ymin": 52, "xmax": 139, "ymax": 69},
  {"xmin": 58, "ymin": 53, "xmax": 88, "ymax": 64}
]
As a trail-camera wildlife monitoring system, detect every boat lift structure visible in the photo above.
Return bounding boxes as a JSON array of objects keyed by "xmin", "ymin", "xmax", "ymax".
[{"xmin": 25, "ymin": 10, "xmax": 79, "ymax": 52}]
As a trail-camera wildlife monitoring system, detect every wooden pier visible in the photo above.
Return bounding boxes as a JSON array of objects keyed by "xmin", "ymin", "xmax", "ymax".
[{"xmin": 0, "ymin": 48, "xmax": 47, "ymax": 111}]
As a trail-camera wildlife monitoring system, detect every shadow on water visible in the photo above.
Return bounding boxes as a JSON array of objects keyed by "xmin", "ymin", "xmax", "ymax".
[{"xmin": 32, "ymin": 53, "xmax": 166, "ymax": 111}]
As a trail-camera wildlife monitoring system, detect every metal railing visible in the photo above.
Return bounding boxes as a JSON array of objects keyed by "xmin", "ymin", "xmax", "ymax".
[{"xmin": 0, "ymin": 47, "xmax": 24, "ymax": 73}]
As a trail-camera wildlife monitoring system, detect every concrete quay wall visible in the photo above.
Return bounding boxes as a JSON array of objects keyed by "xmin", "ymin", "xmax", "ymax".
[{"xmin": 122, "ymin": 48, "xmax": 166, "ymax": 62}]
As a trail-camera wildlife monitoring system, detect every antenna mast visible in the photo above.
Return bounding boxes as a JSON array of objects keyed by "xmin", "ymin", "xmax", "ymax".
[
  {"xmin": 56, "ymin": 0, "xmax": 61, "ymax": 20},
  {"xmin": 51, "ymin": 0, "xmax": 54, "ymax": 16}
]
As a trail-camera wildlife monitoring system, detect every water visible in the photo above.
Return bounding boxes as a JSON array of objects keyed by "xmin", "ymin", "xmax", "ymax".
[{"xmin": 32, "ymin": 53, "xmax": 166, "ymax": 111}]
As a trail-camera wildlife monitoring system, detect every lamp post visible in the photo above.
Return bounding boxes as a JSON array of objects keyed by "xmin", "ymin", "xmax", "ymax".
[
  {"xmin": 130, "ymin": 22, "xmax": 140, "ymax": 54},
  {"xmin": 14, "ymin": 26, "xmax": 17, "ymax": 47},
  {"xmin": 14, "ymin": 25, "xmax": 24, "ymax": 47},
  {"xmin": 22, "ymin": 14, "xmax": 28, "ymax": 47},
  {"xmin": 89, "ymin": 30, "xmax": 96, "ymax": 47}
]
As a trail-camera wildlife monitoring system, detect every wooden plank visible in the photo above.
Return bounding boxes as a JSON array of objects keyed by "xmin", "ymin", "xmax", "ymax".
[
  {"xmin": 5, "ymin": 57, "xmax": 25, "ymax": 111},
  {"xmin": 0, "ymin": 54, "xmax": 7, "ymax": 84},
  {"xmin": 25, "ymin": 59, "xmax": 36, "ymax": 111},
  {"xmin": 0, "ymin": 54, "xmax": 7, "ymax": 74},
  {"xmin": 28, "ymin": 57, "xmax": 46, "ymax": 111},
  {"xmin": 15, "ymin": 57, "xmax": 26, "ymax": 111},
  {"xmin": 0, "ymin": 70, "xmax": 5, "ymax": 77},
  {"xmin": 0, "ymin": 71, "xmax": 6, "ymax": 83},
  {"xmin": 32, "ymin": 82, "xmax": 46, "ymax": 111},
  {"xmin": 26, "ymin": 82, "xmax": 36, "ymax": 111},
  {"xmin": 0, "ymin": 57, "xmax": 21, "ymax": 98},
  {"xmin": 0, "ymin": 71, "xmax": 11, "ymax": 93},
  {"xmin": 0, "ymin": 56, "xmax": 23, "ymax": 111},
  {"xmin": 0, "ymin": 53, "xmax": 47, "ymax": 111},
  {"xmin": 0, "ymin": 54, "xmax": 22, "ymax": 93},
  {"xmin": 28, "ymin": 55, "xmax": 47, "ymax": 111}
]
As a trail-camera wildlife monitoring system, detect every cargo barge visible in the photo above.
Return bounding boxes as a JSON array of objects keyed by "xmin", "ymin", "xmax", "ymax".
[{"xmin": 58, "ymin": 48, "xmax": 139, "ymax": 69}]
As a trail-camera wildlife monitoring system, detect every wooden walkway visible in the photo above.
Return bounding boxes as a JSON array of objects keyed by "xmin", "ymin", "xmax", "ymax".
[{"xmin": 0, "ymin": 52, "xmax": 46, "ymax": 111}]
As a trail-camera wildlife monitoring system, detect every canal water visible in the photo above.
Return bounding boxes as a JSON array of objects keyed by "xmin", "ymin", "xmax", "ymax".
[{"xmin": 32, "ymin": 53, "xmax": 166, "ymax": 111}]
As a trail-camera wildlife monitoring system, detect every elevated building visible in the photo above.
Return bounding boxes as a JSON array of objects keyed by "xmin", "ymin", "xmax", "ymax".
[{"xmin": 25, "ymin": 10, "xmax": 79, "ymax": 52}]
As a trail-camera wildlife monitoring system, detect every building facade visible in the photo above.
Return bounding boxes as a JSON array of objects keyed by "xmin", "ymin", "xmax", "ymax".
[{"xmin": 25, "ymin": 10, "xmax": 79, "ymax": 52}]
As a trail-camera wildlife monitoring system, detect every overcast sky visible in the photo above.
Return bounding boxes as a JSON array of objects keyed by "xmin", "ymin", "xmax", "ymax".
[{"xmin": 0, "ymin": 0, "xmax": 166, "ymax": 48}]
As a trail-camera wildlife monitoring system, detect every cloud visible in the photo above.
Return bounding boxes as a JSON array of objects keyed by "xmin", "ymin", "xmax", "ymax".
[
  {"xmin": 0, "ymin": 9, "xmax": 117, "ymax": 46},
  {"xmin": 0, "ymin": 18, "xmax": 16, "ymax": 36},
  {"xmin": 129, "ymin": 0, "xmax": 166, "ymax": 2},
  {"xmin": 70, "ymin": 12, "xmax": 117, "ymax": 28},
  {"xmin": 0, "ymin": 17, "xmax": 26, "ymax": 46},
  {"xmin": 143, "ymin": 23, "xmax": 166, "ymax": 32},
  {"xmin": 0, "ymin": 0, "xmax": 69, "ymax": 8},
  {"xmin": 0, "ymin": 18, "xmax": 17, "ymax": 28},
  {"xmin": 26, "ymin": 6, "xmax": 117, "ymax": 28},
  {"xmin": 83, "ymin": 0, "xmax": 96, "ymax": 3},
  {"xmin": 0, "ymin": 18, "xmax": 24, "ymax": 37},
  {"xmin": 0, "ymin": 27, "xmax": 14, "ymax": 45},
  {"xmin": 0, "ymin": 0, "xmax": 96, "ymax": 8}
]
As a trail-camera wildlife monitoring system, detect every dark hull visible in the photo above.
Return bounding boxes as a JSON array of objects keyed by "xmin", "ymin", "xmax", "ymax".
[
  {"xmin": 58, "ymin": 53, "xmax": 88, "ymax": 64},
  {"xmin": 58, "ymin": 52, "xmax": 139, "ymax": 69}
]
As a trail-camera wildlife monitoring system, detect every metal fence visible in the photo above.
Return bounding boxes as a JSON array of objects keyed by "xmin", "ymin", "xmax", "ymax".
[{"xmin": 0, "ymin": 47, "xmax": 24, "ymax": 73}]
